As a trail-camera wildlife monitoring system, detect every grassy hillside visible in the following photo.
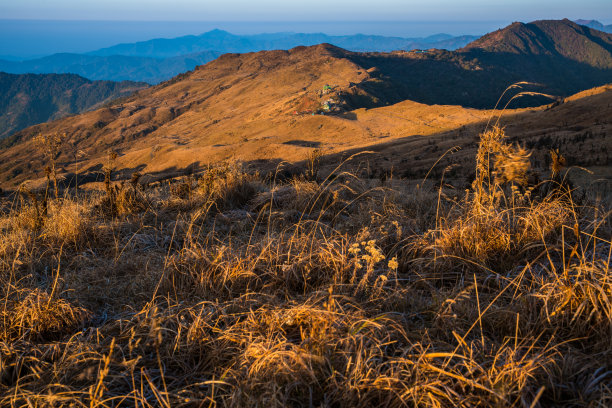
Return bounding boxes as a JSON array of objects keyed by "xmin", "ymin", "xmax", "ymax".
[
  {"xmin": 0, "ymin": 19, "xmax": 610, "ymax": 406},
  {"xmin": 0, "ymin": 121, "xmax": 609, "ymax": 406},
  {"xmin": 1, "ymin": 37, "xmax": 610, "ymax": 189},
  {"xmin": 0, "ymin": 72, "xmax": 147, "ymax": 139}
]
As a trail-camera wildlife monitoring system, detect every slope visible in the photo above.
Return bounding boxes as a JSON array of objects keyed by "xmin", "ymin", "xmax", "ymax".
[
  {"xmin": 0, "ymin": 72, "xmax": 148, "ymax": 140},
  {"xmin": 330, "ymin": 19, "xmax": 612, "ymax": 108},
  {"xmin": 1, "ymin": 20, "xmax": 611, "ymax": 188},
  {"xmin": 0, "ymin": 44, "xmax": 503, "ymax": 187},
  {"xmin": 462, "ymin": 19, "xmax": 612, "ymax": 68}
]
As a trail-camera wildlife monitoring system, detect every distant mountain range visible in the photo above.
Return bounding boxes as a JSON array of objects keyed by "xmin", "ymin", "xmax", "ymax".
[
  {"xmin": 0, "ymin": 30, "xmax": 477, "ymax": 84},
  {"xmin": 0, "ymin": 51, "xmax": 221, "ymax": 84},
  {"xmin": 89, "ymin": 29, "xmax": 479, "ymax": 58},
  {"xmin": 575, "ymin": 19, "xmax": 612, "ymax": 33},
  {"xmin": 0, "ymin": 72, "xmax": 147, "ymax": 140}
]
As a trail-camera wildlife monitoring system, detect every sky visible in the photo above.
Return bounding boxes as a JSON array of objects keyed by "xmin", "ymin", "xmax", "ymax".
[{"xmin": 2, "ymin": 0, "xmax": 611, "ymax": 22}]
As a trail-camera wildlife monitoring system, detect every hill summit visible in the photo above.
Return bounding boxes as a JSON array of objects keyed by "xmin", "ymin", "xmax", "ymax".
[{"xmin": 461, "ymin": 19, "xmax": 612, "ymax": 68}]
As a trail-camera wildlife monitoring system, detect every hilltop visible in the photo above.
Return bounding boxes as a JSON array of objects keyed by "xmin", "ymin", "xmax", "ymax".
[
  {"xmin": 462, "ymin": 19, "xmax": 612, "ymax": 68},
  {"xmin": 0, "ymin": 72, "xmax": 147, "ymax": 140}
]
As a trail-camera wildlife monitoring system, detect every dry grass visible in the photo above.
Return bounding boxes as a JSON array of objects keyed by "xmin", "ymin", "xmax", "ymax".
[{"xmin": 0, "ymin": 127, "xmax": 610, "ymax": 407}]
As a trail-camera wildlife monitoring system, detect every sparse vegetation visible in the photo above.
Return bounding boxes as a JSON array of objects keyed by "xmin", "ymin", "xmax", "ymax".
[
  {"xmin": 0, "ymin": 120, "xmax": 609, "ymax": 407},
  {"xmin": 97, "ymin": 151, "xmax": 149, "ymax": 216},
  {"xmin": 35, "ymin": 131, "xmax": 66, "ymax": 200},
  {"xmin": 306, "ymin": 148, "xmax": 323, "ymax": 181}
]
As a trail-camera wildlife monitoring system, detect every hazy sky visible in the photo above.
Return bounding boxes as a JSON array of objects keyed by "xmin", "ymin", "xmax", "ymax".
[{"xmin": 2, "ymin": 0, "xmax": 611, "ymax": 22}]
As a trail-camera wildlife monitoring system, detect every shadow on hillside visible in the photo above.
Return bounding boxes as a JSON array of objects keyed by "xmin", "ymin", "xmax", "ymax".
[
  {"xmin": 8, "ymin": 90, "xmax": 608, "ymax": 196},
  {"xmin": 338, "ymin": 112, "xmax": 358, "ymax": 120},
  {"xmin": 346, "ymin": 51, "xmax": 612, "ymax": 109},
  {"xmin": 57, "ymin": 164, "xmax": 149, "ymax": 189},
  {"xmin": 282, "ymin": 140, "xmax": 322, "ymax": 148},
  {"xmin": 61, "ymin": 97, "xmax": 609, "ymax": 192}
]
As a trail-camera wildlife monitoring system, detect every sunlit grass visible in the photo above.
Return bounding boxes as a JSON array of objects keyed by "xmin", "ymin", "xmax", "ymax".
[{"xmin": 0, "ymin": 120, "xmax": 610, "ymax": 407}]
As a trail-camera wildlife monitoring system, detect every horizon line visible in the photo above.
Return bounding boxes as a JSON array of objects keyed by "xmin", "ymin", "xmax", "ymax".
[{"xmin": 2, "ymin": 17, "xmax": 610, "ymax": 24}]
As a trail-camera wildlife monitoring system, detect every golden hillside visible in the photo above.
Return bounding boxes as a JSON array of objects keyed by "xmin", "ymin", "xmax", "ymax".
[{"xmin": 1, "ymin": 42, "xmax": 610, "ymax": 191}]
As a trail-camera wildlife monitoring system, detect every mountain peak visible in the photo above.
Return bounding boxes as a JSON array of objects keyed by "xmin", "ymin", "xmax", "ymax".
[
  {"xmin": 460, "ymin": 19, "xmax": 612, "ymax": 68},
  {"xmin": 460, "ymin": 21, "xmax": 547, "ymax": 54},
  {"xmin": 191, "ymin": 43, "xmax": 351, "ymax": 78},
  {"xmin": 291, "ymin": 43, "xmax": 349, "ymax": 56},
  {"xmin": 201, "ymin": 29, "xmax": 234, "ymax": 37},
  {"xmin": 574, "ymin": 19, "xmax": 612, "ymax": 33},
  {"xmin": 575, "ymin": 19, "xmax": 605, "ymax": 29}
]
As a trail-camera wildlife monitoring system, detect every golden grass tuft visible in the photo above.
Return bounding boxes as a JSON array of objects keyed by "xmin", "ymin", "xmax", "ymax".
[
  {"xmin": 198, "ymin": 162, "xmax": 265, "ymax": 211},
  {"xmin": 539, "ymin": 260, "xmax": 612, "ymax": 342},
  {"xmin": 2, "ymin": 289, "xmax": 89, "ymax": 342}
]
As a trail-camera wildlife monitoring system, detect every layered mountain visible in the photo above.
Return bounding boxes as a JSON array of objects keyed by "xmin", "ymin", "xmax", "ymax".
[
  {"xmin": 0, "ymin": 30, "xmax": 476, "ymax": 84},
  {"xmin": 0, "ymin": 51, "xmax": 221, "ymax": 84},
  {"xmin": 0, "ymin": 20, "xmax": 610, "ymax": 188},
  {"xmin": 89, "ymin": 29, "xmax": 478, "ymax": 58},
  {"xmin": 575, "ymin": 19, "xmax": 612, "ymax": 33},
  {"xmin": 0, "ymin": 72, "xmax": 147, "ymax": 140}
]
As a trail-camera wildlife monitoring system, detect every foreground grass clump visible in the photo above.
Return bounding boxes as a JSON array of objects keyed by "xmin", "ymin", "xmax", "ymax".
[{"xmin": 0, "ymin": 132, "xmax": 610, "ymax": 407}]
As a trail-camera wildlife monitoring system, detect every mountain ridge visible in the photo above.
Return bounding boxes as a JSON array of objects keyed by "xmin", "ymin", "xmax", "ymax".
[
  {"xmin": 0, "ymin": 30, "xmax": 478, "ymax": 84},
  {"xmin": 89, "ymin": 29, "xmax": 479, "ymax": 58}
]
